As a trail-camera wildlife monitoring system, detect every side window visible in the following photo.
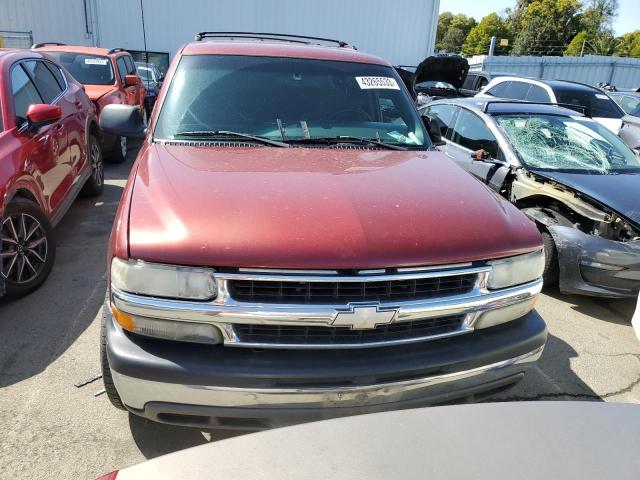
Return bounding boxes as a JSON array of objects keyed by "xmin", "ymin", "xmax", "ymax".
[
  {"xmin": 11, "ymin": 64, "xmax": 44, "ymax": 125},
  {"xmin": 124, "ymin": 55, "xmax": 137, "ymax": 74},
  {"xmin": 462, "ymin": 74, "xmax": 476, "ymax": 90},
  {"xmin": 44, "ymin": 61, "xmax": 66, "ymax": 90},
  {"xmin": 22, "ymin": 60, "xmax": 63, "ymax": 103},
  {"xmin": 423, "ymin": 104, "xmax": 457, "ymax": 139},
  {"xmin": 116, "ymin": 57, "xmax": 127, "ymax": 84},
  {"xmin": 450, "ymin": 108, "xmax": 499, "ymax": 157},
  {"xmin": 502, "ymin": 81, "xmax": 531, "ymax": 100},
  {"xmin": 486, "ymin": 81, "xmax": 511, "ymax": 97},
  {"xmin": 526, "ymin": 84, "xmax": 551, "ymax": 102}
]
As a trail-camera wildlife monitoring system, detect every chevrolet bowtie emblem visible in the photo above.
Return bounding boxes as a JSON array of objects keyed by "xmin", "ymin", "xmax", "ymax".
[{"xmin": 333, "ymin": 305, "xmax": 398, "ymax": 330}]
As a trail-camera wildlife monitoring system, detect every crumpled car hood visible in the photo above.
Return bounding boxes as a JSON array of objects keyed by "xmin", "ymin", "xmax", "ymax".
[
  {"xmin": 533, "ymin": 170, "xmax": 640, "ymax": 226},
  {"xmin": 414, "ymin": 55, "xmax": 469, "ymax": 90}
]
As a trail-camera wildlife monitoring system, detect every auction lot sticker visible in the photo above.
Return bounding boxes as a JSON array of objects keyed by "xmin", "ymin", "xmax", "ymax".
[
  {"xmin": 85, "ymin": 58, "xmax": 109, "ymax": 65},
  {"xmin": 356, "ymin": 76, "xmax": 400, "ymax": 90}
]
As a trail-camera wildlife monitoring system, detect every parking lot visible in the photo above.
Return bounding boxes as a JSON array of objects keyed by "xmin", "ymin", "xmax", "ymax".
[{"xmin": 0, "ymin": 145, "xmax": 639, "ymax": 479}]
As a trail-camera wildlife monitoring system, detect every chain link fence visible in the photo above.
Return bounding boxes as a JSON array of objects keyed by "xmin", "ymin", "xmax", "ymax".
[{"xmin": 0, "ymin": 30, "xmax": 34, "ymax": 48}]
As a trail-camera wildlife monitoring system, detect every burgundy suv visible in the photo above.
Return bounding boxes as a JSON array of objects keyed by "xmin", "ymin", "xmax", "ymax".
[
  {"xmin": 0, "ymin": 49, "xmax": 103, "ymax": 297},
  {"xmin": 99, "ymin": 33, "xmax": 547, "ymax": 429}
]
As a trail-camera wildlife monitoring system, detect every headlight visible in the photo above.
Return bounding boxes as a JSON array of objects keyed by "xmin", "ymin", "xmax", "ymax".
[
  {"xmin": 111, "ymin": 258, "xmax": 217, "ymax": 300},
  {"xmin": 487, "ymin": 250, "xmax": 544, "ymax": 290}
]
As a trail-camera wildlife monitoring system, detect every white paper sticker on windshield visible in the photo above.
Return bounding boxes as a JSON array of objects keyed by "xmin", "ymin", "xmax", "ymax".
[
  {"xmin": 85, "ymin": 58, "xmax": 109, "ymax": 65},
  {"xmin": 595, "ymin": 93, "xmax": 609, "ymax": 100},
  {"xmin": 356, "ymin": 76, "xmax": 400, "ymax": 90}
]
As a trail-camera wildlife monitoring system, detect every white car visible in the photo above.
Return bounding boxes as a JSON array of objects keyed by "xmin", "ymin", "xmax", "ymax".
[{"xmin": 476, "ymin": 76, "xmax": 625, "ymax": 134}]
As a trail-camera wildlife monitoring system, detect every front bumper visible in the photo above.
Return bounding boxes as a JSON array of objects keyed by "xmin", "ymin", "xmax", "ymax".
[
  {"xmin": 106, "ymin": 306, "xmax": 547, "ymax": 429},
  {"xmin": 550, "ymin": 226, "xmax": 640, "ymax": 298}
]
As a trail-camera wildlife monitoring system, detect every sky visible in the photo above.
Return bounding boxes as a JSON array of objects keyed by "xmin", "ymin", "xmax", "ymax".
[{"xmin": 439, "ymin": 0, "xmax": 638, "ymax": 36}]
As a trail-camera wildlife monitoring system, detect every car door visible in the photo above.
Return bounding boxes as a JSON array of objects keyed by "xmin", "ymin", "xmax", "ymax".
[
  {"xmin": 10, "ymin": 62, "xmax": 69, "ymax": 216},
  {"xmin": 443, "ymin": 107, "xmax": 502, "ymax": 183},
  {"xmin": 21, "ymin": 59, "xmax": 79, "ymax": 212}
]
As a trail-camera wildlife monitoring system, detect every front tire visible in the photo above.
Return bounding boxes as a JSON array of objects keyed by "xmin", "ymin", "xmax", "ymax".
[
  {"xmin": 101, "ymin": 303, "xmax": 126, "ymax": 410},
  {"xmin": 82, "ymin": 133, "xmax": 104, "ymax": 197},
  {"xmin": 1, "ymin": 198, "xmax": 56, "ymax": 298},
  {"xmin": 542, "ymin": 231, "xmax": 559, "ymax": 284}
]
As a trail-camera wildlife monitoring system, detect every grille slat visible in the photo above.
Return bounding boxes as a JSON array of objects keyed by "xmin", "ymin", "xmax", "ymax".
[
  {"xmin": 229, "ymin": 274, "xmax": 476, "ymax": 304},
  {"xmin": 234, "ymin": 315, "xmax": 465, "ymax": 346}
]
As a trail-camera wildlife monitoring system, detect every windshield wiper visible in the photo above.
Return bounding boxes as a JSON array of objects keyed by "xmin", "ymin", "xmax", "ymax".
[
  {"xmin": 288, "ymin": 136, "xmax": 408, "ymax": 151},
  {"xmin": 173, "ymin": 130, "xmax": 290, "ymax": 148}
]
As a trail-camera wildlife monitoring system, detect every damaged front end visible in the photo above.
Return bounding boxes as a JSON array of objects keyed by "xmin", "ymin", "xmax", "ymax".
[{"xmin": 511, "ymin": 171, "xmax": 640, "ymax": 298}]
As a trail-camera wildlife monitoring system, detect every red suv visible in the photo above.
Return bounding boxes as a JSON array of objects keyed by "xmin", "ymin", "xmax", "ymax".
[
  {"xmin": 99, "ymin": 33, "xmax": 547, "ymax": 429},
  {"xmin": 33, "ymin": 43, "xmax": 146, "ymax": 163},
  {"xmin": 0, "ymin": 49, "xmax": 103, "ymax": 297}
]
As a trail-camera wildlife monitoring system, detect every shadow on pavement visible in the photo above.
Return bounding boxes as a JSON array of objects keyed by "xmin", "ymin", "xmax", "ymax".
[
  {"xmin": 0, "ymin": 159, "xmax": 132, "ymax": 388},
  {"xmin": 543, "ymin": 284, "xmax": 636, "ymax": 326},
  {"xmin": 493, "ymin": 333, "xmax": 603, "ymax": 401},
  {"xmin": 128, "ymin": 413, "xmax": 245, "ymax": 460}
]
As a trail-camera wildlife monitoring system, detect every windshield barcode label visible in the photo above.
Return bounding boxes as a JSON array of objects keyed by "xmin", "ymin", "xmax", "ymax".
[{"xmin": 355, "ymin": 76, "xmax": 400, "ymax": 90}]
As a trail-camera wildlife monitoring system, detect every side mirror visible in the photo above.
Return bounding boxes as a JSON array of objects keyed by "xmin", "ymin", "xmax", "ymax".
[
  {"xmin": 422, "ymin": 115, "xmax": 446, "ymax": 146},
  {"xmin": 470, "ymin": 149, "xmax": 491, "ymax": 161},
  {"xmin": 125, "ymin": 74, "xmax": 139, "ymax": 87},
  {"xmin": 99, "ymin": 104, "xmax": 146, "ymax": 139},
  {"xmin": 26, "ymin": 104, "xmax": 62, "ymax": 132}
]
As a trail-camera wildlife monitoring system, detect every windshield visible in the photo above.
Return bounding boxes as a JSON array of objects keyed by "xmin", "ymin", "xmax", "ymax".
[
  {"xmin": 137, "ymin": 67, "xmax": 152, "ymax": 81},
  {"xmin": 45, "ymin": 52, "xmax": 115, "ymax": 85},
  {"xmin": 154, "ymin": 54, "xmax": 428, "ymax": 147},
  {"xmin": 416, "ymin": 80, "xmax": 455, "ymax": 90},
  {"xmin": 610, "ymin": 93, "xmax": 640, "ymax": 116},
  {"xmin": 553, "ymin": 88, "xmax": 623, "ymax": 119},
  {"xmin": 496, "ymin": 113, "xmax": 640, "ymax": 174}
]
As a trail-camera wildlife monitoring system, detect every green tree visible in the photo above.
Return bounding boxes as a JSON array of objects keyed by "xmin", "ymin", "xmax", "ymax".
[
  {"xmin": 565, "ymin": 30, "xmax": 588, "ymax": 55},
  {"xmin": 588, "ymin": 32, "xmax": 618, "ymax": 55},
  {"xmin": 461, "ymin": 13, "xmax": 512, "ymax": 56},
  {"xmin": 436, "ymin": 12, "xmax": 476, "ymax": 52},
  {"xmin": 580, "ymin": 0, "xmax": 618, "ymax": 35},
  {"xmin": 615, "ymin": 30, "xmax": 640, "ymax": 57},
  {"xmin": 511, "ymin": 0, "xmax": 582, "ymax": 56}
]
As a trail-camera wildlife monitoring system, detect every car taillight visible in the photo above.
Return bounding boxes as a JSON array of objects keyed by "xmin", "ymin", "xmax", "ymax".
[{"xmin": 96, "ymin": 472, "xmax": 118, "ymax": 480}]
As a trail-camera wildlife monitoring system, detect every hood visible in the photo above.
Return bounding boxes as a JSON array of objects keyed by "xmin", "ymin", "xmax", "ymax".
[
  {"xmin": 533, "ymin": 170, "xmax": 640, "ymax": 225},
  {"xmin": 414, "ymin": 55, "xmax": 469, "ymax": 89},
  {"xmin": 83, "ymin": 84, "xmax": 117, "ymax": 102},
  {"xmin": 126, "ymin": 145, "xmax": 541, "ymax": 269}
]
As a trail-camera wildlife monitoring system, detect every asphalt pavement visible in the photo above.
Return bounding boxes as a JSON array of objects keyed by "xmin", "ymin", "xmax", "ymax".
[{"xmin": 0, "ymin": 148, "xmax": 638, "ymax": 479}]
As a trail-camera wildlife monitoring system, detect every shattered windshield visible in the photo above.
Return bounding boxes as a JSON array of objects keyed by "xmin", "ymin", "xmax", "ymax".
[
  {"xmin": 496, "ymin": 114, "xmax": 640, "ymax": 174},
  {"xmin": 154, "ymin": 54, "xmax": 427, "ymax": 147}
]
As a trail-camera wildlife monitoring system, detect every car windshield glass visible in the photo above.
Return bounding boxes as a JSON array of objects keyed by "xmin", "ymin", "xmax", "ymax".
[
  {"xmin": 416, "ymin": 80, "xmax": 455, "ymax": 90},
  {"xmin": 45, "ymin": 52, "xmax": 115, "ymax": 85},
  {"xmin": 154, "ymin": 54, "xmax": 428, "ymax": 147},
  {"xmin": 137, "ymin": 67, "xmax": 152, "ymax": 81},
  {"xmin": 496, "ymin": 113, "xmax": 640, "ymax": 174},
  {"xmin": 553, "ymin": 88, "xmax": 622, "ymax": 118}
]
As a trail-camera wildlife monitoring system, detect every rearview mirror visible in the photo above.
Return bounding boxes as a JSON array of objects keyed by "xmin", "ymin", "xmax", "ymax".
[
  {"xmin": 470, "ymin": 149, "xmax": 491, "ymax": 161},
  {"xmin": 421, "ymin": 115, "xmax": 445, "ymax": 146},
  {"xmin": 125, "ymin": 74, "xmax": 139, "ymax": 87},
  {"xmin": 26, "ymin": 104, "xmax": 61, "ymax": 132},
  {"xmin": 99, "ymin": 104, "xmax": 146, "ymax": 139}
]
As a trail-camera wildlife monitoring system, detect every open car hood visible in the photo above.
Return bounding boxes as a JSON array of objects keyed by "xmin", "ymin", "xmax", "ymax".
[{"xmin": 414, "ymin": 55, "xmax": 469, "ymax": 90}]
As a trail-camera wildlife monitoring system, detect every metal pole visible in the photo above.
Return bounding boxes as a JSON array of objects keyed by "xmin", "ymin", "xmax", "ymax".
[
  {"xmin": 488, "ymin": 36, "xmax": 496, "ymax": 57},
  {"xmin": 580, "ymin": 39, "xmax": 586, "ymax": 57},
  {"xmin": 140, "ymin": 0, "xmax": 149, "ymax": 64}
]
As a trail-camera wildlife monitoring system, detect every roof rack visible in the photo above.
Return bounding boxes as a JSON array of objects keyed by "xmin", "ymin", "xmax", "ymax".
[
  {"xmin": 107, "ymin": 47, "xmax": 126, "ymax": 54},
  {"xmin": 481, "ymin": 99, "xmax": 590, "ymax": 117},
  {"xmin": 31, "ymin": 42, "xmax": 66, "ymax": 48},
  {"xmin": 193, "ymin": 32, "xmax": 353, "ymax": 48}
]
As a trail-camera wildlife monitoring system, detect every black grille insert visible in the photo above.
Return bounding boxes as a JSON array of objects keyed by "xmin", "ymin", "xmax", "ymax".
[
  {"xmin": 233, "ymin": 315, "xmax": 465, "ymax": 346},
  {"xmin": 229, "ymin": 274, "xmax": 476, "ymax": 304}
]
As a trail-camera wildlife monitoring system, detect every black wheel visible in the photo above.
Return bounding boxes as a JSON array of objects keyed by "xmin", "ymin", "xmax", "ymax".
[
  {"xmin": 542, "ymin": 231, "xmax": 559, "ymax": 284},
  {"xmin": 82, "ymin": 133, "xmax": 104, "ymax": 197},
  {"xmin": 1, "ymin": 199, "xmax": 56, "ymax": 298},
  {"xmin": 108, "ymin": 135, "xmax": 128, "ymax": 164},
  {"xmin": 101, "ymin": 303, "xmax": 126, "ymax": 410}
]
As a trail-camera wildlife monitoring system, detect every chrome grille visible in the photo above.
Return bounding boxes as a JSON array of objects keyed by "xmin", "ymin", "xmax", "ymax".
[
  {"xmin": 228, "ymin": 274, "xmax": 476, "ymax": 304},
  {"xmin": 233, "ymin": 315, "xmax": 465, "ymax": 346}
]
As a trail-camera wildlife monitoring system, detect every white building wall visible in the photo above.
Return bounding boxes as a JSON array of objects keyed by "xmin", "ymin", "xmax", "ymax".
[{"xmin": 1, "ymin": 0, "xmax": 439, "ymax": 65}]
